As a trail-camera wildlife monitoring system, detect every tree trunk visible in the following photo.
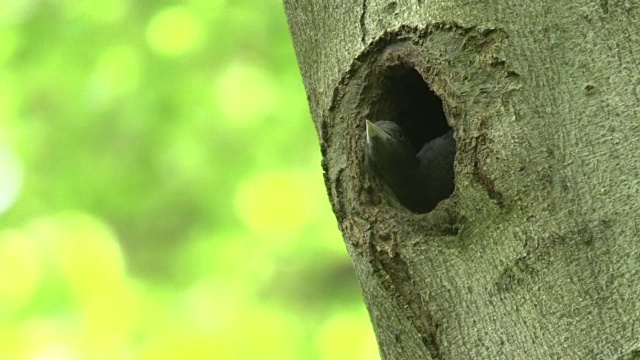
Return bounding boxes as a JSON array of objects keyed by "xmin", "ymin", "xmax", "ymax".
[{"xmin": 284, "ymin": 1, "xmax": 640, "ymax": 359}]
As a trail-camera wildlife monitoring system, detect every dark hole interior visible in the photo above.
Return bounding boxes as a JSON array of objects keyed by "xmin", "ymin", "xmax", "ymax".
[
  {"xmin": 367, "ymin": 64, "xmax": 455, "ymax": 213},
  {"xmin": 371, "ymin": 65, "xmax": 450, "ymax": 152}
]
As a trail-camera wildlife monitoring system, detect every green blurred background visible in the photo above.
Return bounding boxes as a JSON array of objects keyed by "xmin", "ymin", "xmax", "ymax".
[{"xmin": 0, "ymin": 0, "xmax": 378, "ymax": 358}]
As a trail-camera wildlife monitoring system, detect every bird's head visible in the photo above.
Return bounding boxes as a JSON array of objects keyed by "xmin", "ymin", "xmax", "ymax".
[{"xmin": 365, "ymin": 120, "xmax": 415, "ymax": 164}]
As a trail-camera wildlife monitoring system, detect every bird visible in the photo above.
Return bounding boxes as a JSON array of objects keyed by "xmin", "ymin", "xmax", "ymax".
[{"xmin": 364, "ymin": 120, "xmax": 455, "ymax": 213}]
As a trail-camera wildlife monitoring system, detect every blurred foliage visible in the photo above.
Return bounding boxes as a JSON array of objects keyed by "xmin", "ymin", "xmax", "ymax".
[{"xmin": 0, "ymin": 0, "xmax": 378, "ymax": 358}]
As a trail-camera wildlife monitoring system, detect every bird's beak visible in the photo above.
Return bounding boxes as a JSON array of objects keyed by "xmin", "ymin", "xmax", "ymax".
[{"xmin": 366, "ymin": 120, "xmax": 392, "ymax": 145}]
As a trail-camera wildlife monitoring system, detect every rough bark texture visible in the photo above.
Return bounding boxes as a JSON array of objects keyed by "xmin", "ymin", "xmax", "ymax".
[{"xmin": 284, "ymin": 1, "xmax": 640, "ymax": 359}]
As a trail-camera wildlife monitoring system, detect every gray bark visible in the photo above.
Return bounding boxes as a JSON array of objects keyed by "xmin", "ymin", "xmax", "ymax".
[{"xmin": 284, "ymin": 1, "xmax": 640, "ymax": 359}]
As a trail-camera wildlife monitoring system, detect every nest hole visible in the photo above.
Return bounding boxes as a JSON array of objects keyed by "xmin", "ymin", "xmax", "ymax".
[{"xmin": 366, "ymin": 63, "xmax": 456, "ymax": 213}]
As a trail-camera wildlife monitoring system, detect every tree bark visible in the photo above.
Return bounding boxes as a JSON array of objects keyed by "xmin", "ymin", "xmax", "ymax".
[{"xmin": 284, "ymin": 1, "xmax": 640, "ymax": 359}]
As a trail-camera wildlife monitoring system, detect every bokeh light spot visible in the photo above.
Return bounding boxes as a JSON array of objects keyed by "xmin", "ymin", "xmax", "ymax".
[
  {"xmin": 88, "ymin": 45, "xmax": 141, "ymax": 107},
  {"xmin": 234, "ymin": 171, "xmax": 319, "ymax": 235},
  {"xmin": 316, "ymin": 311, "xmax": 380, "ymax": 360},
  {"xmin": 146, "ymin": 6, "xmax": 203, "ymax": 56},
  {"xmin": 214, "ymin": 62, "xmax": 278, "ymax": 125},
  {"xmin": 33, "ymin": 213, "xmax": 126, "ymax": 300},
  {"xmin": 0, "ymin": 230, "xmax": 42, "ymax": 311},
  {"xmin": 0, "ymin": 143, "xmax": 23, "ymax": 214},
  {"xmin": 0, "ymin": 0, "xmax": 37, "ymax": 24}
]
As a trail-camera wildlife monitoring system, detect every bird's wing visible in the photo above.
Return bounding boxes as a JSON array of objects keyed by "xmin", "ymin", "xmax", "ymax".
[{"xmin": 416, "ymin": 130, "xmax": 455, "ymax": 193}]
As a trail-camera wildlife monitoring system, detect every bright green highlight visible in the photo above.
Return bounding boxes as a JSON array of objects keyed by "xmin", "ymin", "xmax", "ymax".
[
  {"xmin": 146, "ymin": 6, "xmax": 203, "ymax": 56},
  {"xmin": 0, "ymin": 143, "xmax": 22, "ymax": 214},
  {"xmin": 316, "ymin": 311, "xmax": 381, "ymax": 360},
  {"xmin": 0, "ymin": 214, "xmax": 142, "ymax": 359},
  {"xmin": 0, "ymin": 0, "xmax": 37, "ymax": 24},
  {"xmin": 88, "ymin": 45, "xmax": 141, "ymax": 107},
  {"xmin": 214, "ymin": 62, "xmax": 279, "ymax": 125},
  {"xmin": 0, "ymin": 230, "xmax": 42, "ymax": 311},
  {"xmin": 35, "ymin": 213, "xmax": 126, "ymax": 299},
  {"xmin": 234, "ymin": 170, "xmax": 320, "ymax": 235}
]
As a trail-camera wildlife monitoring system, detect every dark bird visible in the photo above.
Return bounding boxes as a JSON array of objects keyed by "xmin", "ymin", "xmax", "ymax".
[{"xmin": 365, "ymin": 120, "xmax": 455, "ymax": 213}]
